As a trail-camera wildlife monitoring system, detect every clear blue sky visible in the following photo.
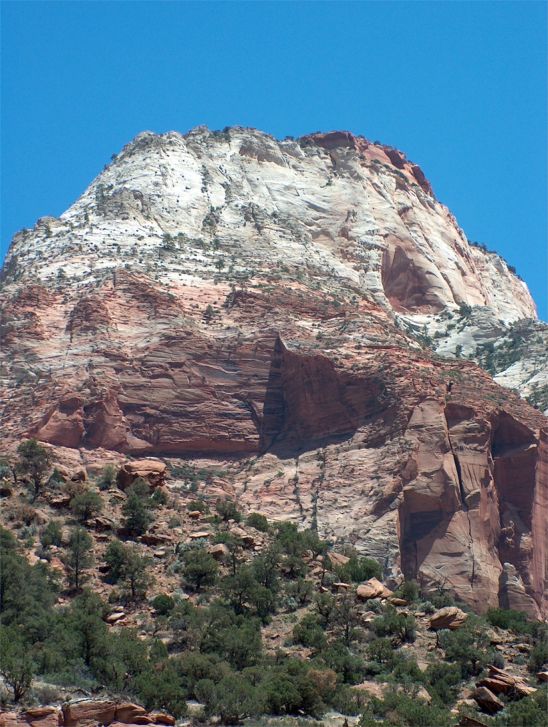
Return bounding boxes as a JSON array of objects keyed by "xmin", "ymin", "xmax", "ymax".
[{"xmin": 2, "ymin": 1, "xmax": 546, "ymax": 317}]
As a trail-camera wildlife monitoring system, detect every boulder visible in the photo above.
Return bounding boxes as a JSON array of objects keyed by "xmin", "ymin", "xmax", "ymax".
[
  {"xmin": 22, "ymin": 708, "xmax": 62, "ymax": 727},
  {"xmin": 328, "ymin": 552, "xmax": 350, "ymax": 567},
  {"xmin": 477, "ymin": 665, "xmax": 536, "ymax": 698},
  {"xmin": 472, "ymin": 687, "xmax": 504, "ymax": 714},
  {"xmin": 150, "ymin": 715, "xmax": 175, "ymax": 726},
  {"xmin": 356, "ymin": 577, "xmax": 385, "ymax": 600},
  {"xmin": 0, "ymin": 713, "xmax": 24, "ymax": 727},
  {"xmin": 429, "ymin": 606, "xmax": 468, "ymax": 630},
  {"xmin": 537, "ymin": 671, "xmax": 548, "ymax": 683},
  {"xmin": 114, "ymin": 704, "xmax": 147, "ymax": 723},
  {"xmin": 117, "ymin": 460, "xmax": 166, "ymax": 490},
  {"xmin": 62, "ymin": 700, "xmax": 117, "ymax": 726},
  {"xmin": 209, "ymin": 543, "xmax": 229, "ymax": 560}
]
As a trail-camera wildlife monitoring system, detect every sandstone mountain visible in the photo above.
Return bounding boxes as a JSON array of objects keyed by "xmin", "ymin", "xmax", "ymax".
[{"xmin": 1, "ymin": 126, "xmax": 546, "ymax": 618}]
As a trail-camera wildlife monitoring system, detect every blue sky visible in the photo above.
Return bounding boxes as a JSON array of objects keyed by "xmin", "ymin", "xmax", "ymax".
[{"xmin": 2, "ymin": 1, "xmax": 546, "ymax": 317}]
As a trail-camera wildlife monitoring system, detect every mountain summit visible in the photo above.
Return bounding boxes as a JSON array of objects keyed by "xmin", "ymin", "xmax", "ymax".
[{"xmin": 1, "ymin": 126, "xmax": 547, "ymax": 617}]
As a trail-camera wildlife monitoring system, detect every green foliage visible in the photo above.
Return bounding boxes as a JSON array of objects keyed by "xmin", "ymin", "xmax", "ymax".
[
  {"xmin": 97, "ymin": 464, "xmax": 118, "ymax": 490},
  {"xmin": 152, "ymin": 593, "xmax": 175, "ymax": 615},
  {"xmin": 104, "ymin": 539, "xmax": 152, "ymax": 600},
  {"xmin": 133, "ymin": 660, "xmax": 188, "ymax": 718},
  {"xmin": 64, "ymin": 527, "xmax": 93, "ymax": 591},
  {"xmin": 335, "ymin": 554, "xmax": 381, "ymax": 583},
  {"xmin": 199, "ymin": 672, "xmax": 257, "ymax": 724},
  {"xmin": 70, "ymin": 489, "xmax": 103, "ymax": 522},
  {"xmin": 104, "ymin": 539, "xmax": 127, "ymax": 582},
  {"xmin": 215, "ymin": 498, "xmax": 242, "ymax": 522},
  {"xmin": 201, "ymin": 608, "xmax": 263, "ymax": 670},
  {"xmin": 366, "ymin": 637, "xmax": 402, "ymax": 670},
  {"xmin": 187, "ymin": 498, "xmax": 209, "ymax": 513},
  {"xmin": 320, "ymin": 640, "xmax": 365, "ymax": 684},
  {"xmin": 182, "ymin": 547, "xmax": 218, "ymax": 591},
  {"xmin": 486, "ymin": 607, "xmax": 534, "ymax": 635},
  {"xmin": 492, "ymin": 686, "xmax": 548, "ymax": 727},
  {"xmin": 396, "ymin": 580, "xmax": 420, "ymax": 603},
  {"xmin": 0, "ymin": 626, "xmax": 35, "ymax": 701},
  {"xmin": 16, "ymin": 439, "xmax": 52, "ymax": 501},
  {"xmin": 293, "ymin": 613, "xmax": 327, "ymax": 650},
  {"xmin": 150, "ymin": 488, "xmax": 168, "ymax": 507},
  {"xmin": 424, "ymin": 661, "xmax": 462, "ymax": 705},
  {"xmin": 359, "ymin": 690, "xmax": 453, "ymax": 727},
  {"xmin": 40, "ymin": 520, "xmax": 63, "ymax": 548},
  {"xmin": 528, "ymin": 640, "xmax": 548, "ymax": 673},
  {"xmin": 245, "ymin": 512, "xmax": 270, "ymax": 532},
  {"xmin": 438, "ymin": 620, "xmax": 492, "ymax": 678},
  {"xmin": 372, "ymin": 605, "xmax": 416, "ymax": 643},
  {"xmin": 122, "ymin": 480, "xmax": 154, "ymax": 535}
]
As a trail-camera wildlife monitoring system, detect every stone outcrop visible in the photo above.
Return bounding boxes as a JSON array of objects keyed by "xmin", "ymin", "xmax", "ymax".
[
  {"xmin": 0, "ymin": 703, "xmax": 175, "ymax": 727},
  {"xmin": 429, "ymin": 607, "xmax": 468, "ymax": 631},
  {"xmin": 116, "ymin": 460, "xmax": 167, "ymax": 490},
  {"xmin": 1, "ymin": 126, "xmax": 547, "ymax": 616},
  {"xmin": 356, "ymin": 578, "xmax": 391, "ymax": 600},
  {"xmin": 472, "ymin": 687, "xmax": 504, "ymax": 714},
  {"xmin": 477, "ymin": 665, "xmax": 537, "ymax": 699}
]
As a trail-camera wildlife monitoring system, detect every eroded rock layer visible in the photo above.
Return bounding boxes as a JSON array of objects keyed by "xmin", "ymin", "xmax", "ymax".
[{"xmin": 1, "ymin": 126, "xmax": 546, "ymax": 615}]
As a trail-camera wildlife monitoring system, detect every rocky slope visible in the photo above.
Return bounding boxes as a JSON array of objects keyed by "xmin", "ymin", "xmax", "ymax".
[{"xmin": 1, "ymin": 126, "xmax": 547, "ymax": 617}]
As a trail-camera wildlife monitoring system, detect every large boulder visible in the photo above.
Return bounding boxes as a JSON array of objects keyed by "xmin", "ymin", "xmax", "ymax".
[
  {"xmin": 62, "ymin": 701, "xmax": 117, "ymax": 727},
  {"xmin": 477, "ymin": 665, "xmax": 536, "ymax": 698},
  {"xmin": 472, "ymin": 687, "xmax": 504, "ymax": 714},
  {"xmin": 117, "ymin": 460, "xmax": 166, "ymax": 490},
  {"xmin": 356, "ymin": 577, "xmax": 386, "ymax": 600},
  {"xmin": 429, "ymin": 606, "xmax": 468, "ymax": 630}
]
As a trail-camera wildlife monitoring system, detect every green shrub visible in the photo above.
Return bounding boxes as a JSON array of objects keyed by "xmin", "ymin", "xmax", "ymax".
[
  {"xmin": 493, "ymin": 686, "xmax": 548, "ymax": 727},
  {"xmin": 0, "ymin": 626, "xmax": 35, "ymax": 701},
  {"xmin": 70, "ymin": 490, "xmax": 103, "ymax": 522},
  {"xmin": 425, "ymin": 661, "xmax": 462, "ymax": 705},
  {"xmin": 528, "ymin": 641, "xmax": 548, "ymax": 673},
  {"xmin": 187, "ymin": 499, "xmax": 209, "ymax": 513},
  {"xmin": 293, "ymin": 614, "xmax": 326, "ymax": 650},
  {"xmin": 438, "ymin": 622, "xmax": 491, "ymax": 678},
  {"xmin": 64, "ymin": 527, "xmax": 93, "ymax": 591},
  {"xmin": 16, "ymin": 439, "xmax": 52, "ymax": 501},
  {"xmin": 152, "ymin": 594, "xmax": 175, "ymax": 615},
  {"xmin": 40, "ymin": 520, "xmax": 63, "ymax": 548},
  {"xmin": 372, "ymin": 606, "xmax": 416, "ymax": 643},
  {"xmin": 134, "ymin": 660, "xmax": 188, "ymax": 718},
  {"xmin": 396, "ymin": 580, "xmax": 420, "ymax": 603},
  {"xmin": 122, "ymin": 481, "xmax": 153, "ymax": 535},
  {"xmin": 215, "ymin": 498, "xmax": 242, "ymax": 522},
  {"xmin": 335, "ymin": 555, "xmax": 381, "ymax": 583},
  {"xmin": 182, "ymin": 548, "xmax": 218, "ymax": 591},
  {"xmin": 486, "ymin": 607, "xmax": 534, "ymax": 634},
  {"xmin": 97, "ymin": 464, "xmax": 117, "ymax": 490},
  {"xmin": 246, "ymin": 512, "xmax": 269, "ymax": 532},
  {"xmin": 359, "ymin": 690, "xmax": 453, "ymax": 727},
  {"xmin": 150, "ymin": 488, "xmax": 168, "ymax": 507}
]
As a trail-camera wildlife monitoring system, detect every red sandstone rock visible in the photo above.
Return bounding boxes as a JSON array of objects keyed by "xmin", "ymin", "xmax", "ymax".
[
  {"xmin": 356, "ymin": 578, "xmax": 385, "ymax": 600},
  {"xmin": 117, "ymin": 460, "xmax": 166, "ymax": 490},
  {"xmin": 429, "ymin": 607, "xmax": 468, "ymax": 630},
  {"xmin": 1, "ymin": 127, "xmax": 546, "ymax": 619},
  {"xmin": 62, "ymin": 701, "xmax": 117, "ymax": 727},
  {"xmin": 472, "ymin": 686, "xmax": 504, "ymax": 714}
]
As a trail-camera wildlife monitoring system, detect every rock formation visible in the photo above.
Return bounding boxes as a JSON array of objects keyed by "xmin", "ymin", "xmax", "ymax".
[{"xmin": 1, "ymin": 126, "xmax": 546, "ymax": 616}]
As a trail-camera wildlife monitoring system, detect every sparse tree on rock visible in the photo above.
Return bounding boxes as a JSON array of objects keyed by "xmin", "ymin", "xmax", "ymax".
[
  {"xmin": 0, "ymin": 626, "xmax": 34, "ymax": 702},
  {"xmin": 16, "ymin": 439, "xmax": 51, "ymax": 501},
  {"xmin": 64, "ymin": 526, "xmax": 93, "ymax": 591}
]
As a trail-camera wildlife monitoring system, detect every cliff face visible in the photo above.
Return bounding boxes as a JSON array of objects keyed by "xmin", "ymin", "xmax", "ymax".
[{"xmin": 1, "ymin": 127, "xmax": 546, "ymax": 616}]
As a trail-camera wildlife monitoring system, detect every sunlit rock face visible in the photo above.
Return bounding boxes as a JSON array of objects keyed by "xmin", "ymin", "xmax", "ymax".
[{"xmin": 1, "ymin": 126, "xmax": 546, "ymax": 616}]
